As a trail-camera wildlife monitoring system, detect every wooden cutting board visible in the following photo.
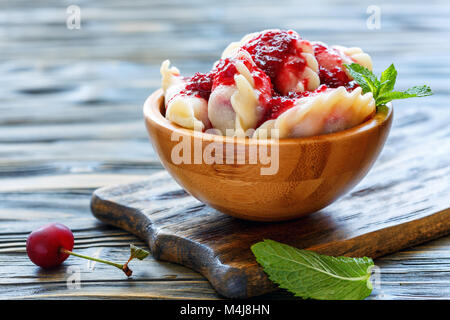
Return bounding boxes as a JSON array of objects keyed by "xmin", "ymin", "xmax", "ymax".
[{"xmin": 91, "ymin": 168, "xmax": 450, "ymax": 298}]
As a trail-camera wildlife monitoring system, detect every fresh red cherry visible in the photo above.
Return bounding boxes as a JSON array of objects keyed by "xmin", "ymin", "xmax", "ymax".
[
  {"xmin": 26, "ymin": 222, "xmax": 149, "ymax": 276},
  {"xmin": 26, "ymin": 223, "xmax": 74, "ymax": 269}
]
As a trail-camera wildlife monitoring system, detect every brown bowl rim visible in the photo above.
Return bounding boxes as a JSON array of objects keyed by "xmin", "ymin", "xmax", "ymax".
[{"xmin": 144, "ymin": 89, "xmax": 393, "ymax": 145}]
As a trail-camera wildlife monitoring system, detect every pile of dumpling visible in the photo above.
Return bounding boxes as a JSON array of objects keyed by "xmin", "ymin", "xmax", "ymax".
[{"xmin": 160, "ymin": 29, "xmax": 375, "ymax": 138}]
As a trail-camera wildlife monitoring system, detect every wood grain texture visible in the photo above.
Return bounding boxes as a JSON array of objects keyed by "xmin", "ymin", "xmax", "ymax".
[
  {"xmin": 0, "ymin": 0, "xmax": 449, "ymax": 299},
  {"xmin": 91, "ymin": 170, "xmax": 450, "ymax": 298}
]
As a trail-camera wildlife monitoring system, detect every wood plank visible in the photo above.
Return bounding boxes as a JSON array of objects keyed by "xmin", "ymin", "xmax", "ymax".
[
  {"xmin": 1, "ymin": 0, "xmax": 449, "ymax": 300},
  {"xmin": 1, "ymin": 280, "xmax": 220, "ymax": 300},
  {"xmin": 91, "ymin": 160, "xmax": 450, "ymax": 297}
]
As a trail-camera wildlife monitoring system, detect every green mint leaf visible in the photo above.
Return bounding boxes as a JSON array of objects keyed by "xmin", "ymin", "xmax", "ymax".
[
  {"xmin": 251, "ymin": 239, "xmax": 374, "ymax": 300},
  {"xmin": 344, "ymin": 63, "xmax": 379, "ymax": 96},
  {"xmin": 130, "ymin": 244, "xmax": 149, "ymax": 260},
  {"xmin": 376, "ymin": 85, "xmax": 433, "ymax": 105},
  {"xmin": 404, "ymin": 85, "xmax": 434, "ymax": 97},
  {"xmin": 378, "ymin": 63, "xmax": 397, "ymax": 96},
  {"xmin": 344, "ymin": 63, "xmax": 433, "ymax": 107}
]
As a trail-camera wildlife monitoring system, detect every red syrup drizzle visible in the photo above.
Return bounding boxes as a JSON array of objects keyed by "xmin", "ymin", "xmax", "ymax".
[
  {"xmin": 173, "ymin": 31, "xmax": 363, "ymax": 130},
  {"xmin": 242, "ymin": 30, "xmax": 307, "ymax": 93},
  {"xmin": 259, "ymin": 84, "xmax": 329, "ymax": 125},
  {"xmin": 179, "ymin": 72, "xmax": 214, "ymax": 101},
  {"xmin": 177, "ymin": 55, "xmax": 273, "ymax": 105},
  {"xmin": 211, "ymin": 55, "xmax": 273, "ymax": 112},
  {"xmin": 211, "ymin": 58, "xmax": 238, "ymax": 88},
  {"xmin": 313, "ymin": 43, "xmax": 355, "ymax": 89}
]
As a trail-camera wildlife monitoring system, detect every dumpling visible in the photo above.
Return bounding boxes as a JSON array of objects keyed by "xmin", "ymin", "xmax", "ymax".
[
  {"xmin": 254, "ymin": 87, "xmax": 375, "ymax": 138},
  {"xmin": 273, "ymin": 39, "xmax": 320, "ymax": 95},
  {"xmin": 160, "ymin": 59, "xmax": 183, "ymax": 102},
  {"xmin": 160, "ymin": 60, "xmax": 211, "ymax": 131},
  {"xmin": 208, "ymin": 50, "xmax": 272, "ymax": 136},
  {"xmin": 313, "ymin": 42, "xmax": 373, "ymax": 88},
  {"xmin": 333, "ymin": 45, "xmax": 373, "ymax": 71},
  {"xmin": 159, "ymin": 30, "xmax": 377, "ymax": 138},
  {"xmin": 222, "ymin": 29, "xmax": 320, "ymax": 95}
]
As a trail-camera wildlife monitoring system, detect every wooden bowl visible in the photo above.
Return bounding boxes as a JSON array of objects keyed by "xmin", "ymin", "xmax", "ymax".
[{"xmin": 144, "ymin": 89, "xmax": 393, "ymax": 221}]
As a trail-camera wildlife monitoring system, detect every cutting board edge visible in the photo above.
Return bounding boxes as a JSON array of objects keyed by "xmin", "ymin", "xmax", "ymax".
[
  {"xmin": 90, "ymin": 189, "xmax": 269, "ymax": 298},
  {"xmin": 90, "ymin": 182, "xmax": 450, "ymax": 299}
]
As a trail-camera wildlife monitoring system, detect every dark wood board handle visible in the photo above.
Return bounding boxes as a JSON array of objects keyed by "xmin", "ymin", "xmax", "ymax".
[{"xmin": 91, "ymin": 171, "xmax": 450, "ymax": 298}]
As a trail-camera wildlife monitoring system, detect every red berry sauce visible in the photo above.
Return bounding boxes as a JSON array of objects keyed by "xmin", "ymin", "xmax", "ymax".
[
  {"xmin": 260, "ymin": 85, "xmax": 329, "ymax": 124},
  {"xmin": 177, "ymin": 53, "xmax": 274, "ymax": 106},
  {"xmin": 242, "ymin": 30, "xmax": 307, "ymax": 92},
  {"xmin": 171, "ymin": 30, "xmax": 364, "ymax": 128},
  {"xmin": 180, "ymin": 72, "xmax": 214, "ymax": 101},
  {"xmin": 211, "ymin": 58, "xmax": 239, "ymax": 88},
  {"xmin": 318, "ymin": 66, "xmax": 350, "ymax": 88},
  {"xmin": 263, "ymin": 96, "xmax": 296, "ymax": 123},
  {"xmin": 313, "ymin": 43, "xmax": 352, "ymax": 88},
  {"xmin": 211, "ymin": 55, "xmax": 273, "ymax": 109}
]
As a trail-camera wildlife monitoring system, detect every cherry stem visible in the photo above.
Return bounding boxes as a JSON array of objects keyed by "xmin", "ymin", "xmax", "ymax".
[
  {"xmin": 122, "ymin": 256, "xmax": 134, "ymax": 277},
  {"xmin": 60, "ymin": 248, "xmax": 133, "ymax": 277}
]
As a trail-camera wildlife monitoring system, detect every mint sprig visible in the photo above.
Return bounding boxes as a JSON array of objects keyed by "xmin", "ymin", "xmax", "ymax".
[
  {"xmin": 344, "ymin": 63, "xmax": 433, "ymax": 108},
  {"xmin": 251, "ymin": 239, "xmax": 375, "ymax": 300}
]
